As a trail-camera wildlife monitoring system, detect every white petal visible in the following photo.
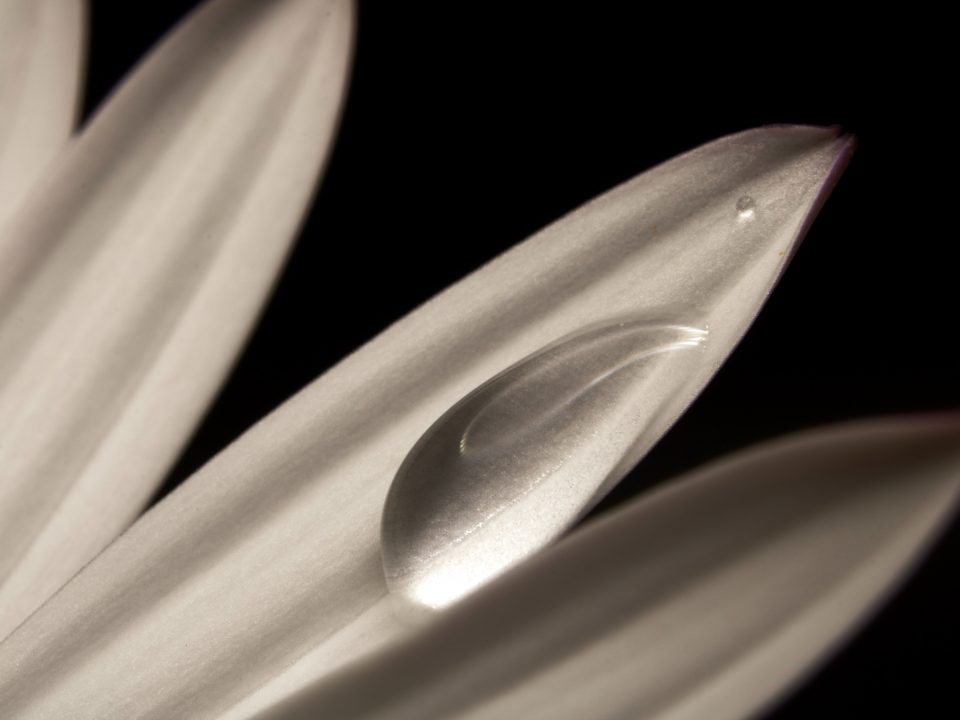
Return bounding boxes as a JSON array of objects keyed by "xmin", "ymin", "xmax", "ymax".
[
  {"xmin": 266, "ymin": 413, "xmax": 960, "ymax": 720},
  {"xmin": 0, "ymin": 126, "xmax": 847, "ymax": 719},
  {"xmin": 0, "ymin": 0, "xmax": 354, "ymax": 638},
  {"xmin": 0, "ymin": 0, "xmax": 84, "ymax": 220}
]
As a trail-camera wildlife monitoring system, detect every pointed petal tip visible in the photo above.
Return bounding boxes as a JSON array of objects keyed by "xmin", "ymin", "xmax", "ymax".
[
  {"xmin": 731, "ymin": 123, "xmax": 854, "ymax": 268},
  {"xmin": 731, "ymin": 122, "xmax": 856, "ymax": 158}
]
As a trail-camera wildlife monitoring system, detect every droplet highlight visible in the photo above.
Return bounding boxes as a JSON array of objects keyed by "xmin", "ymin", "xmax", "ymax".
[
  {"xmin": 736, "ymin": 195, "xmax": 756, "ymax": 221},
  {"xmin": 381, "ymin": 315, "xmax": 708, "ymax": 610}
]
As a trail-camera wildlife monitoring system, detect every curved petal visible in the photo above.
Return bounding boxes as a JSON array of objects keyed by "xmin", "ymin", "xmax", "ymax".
[
  {"xmin": 0, "ymin": 0, "xmax": 354, "ymax": 638},
  {"xmin": 0, "ymin": 126, "xmax": 847, "ymax": 719},
  {"xmin": 0, "ymin": 0, "xmax": 85, "ymax": 220},
  {"xmin": 267, "ymin": 413, "xmax": 960, "ymax": 720}
]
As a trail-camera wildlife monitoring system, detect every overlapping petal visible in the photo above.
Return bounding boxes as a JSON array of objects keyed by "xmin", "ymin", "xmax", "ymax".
[
  {"xmin": 267, "ymin": 413, "xmax": 960, "ymax": 720},
  {"xmin": 0, "ymin": 0, "xmax": 354, "ymax": 639},
  {"xmin": 0, "ymin": 0, "xmax": 84, "ymax": 221}
]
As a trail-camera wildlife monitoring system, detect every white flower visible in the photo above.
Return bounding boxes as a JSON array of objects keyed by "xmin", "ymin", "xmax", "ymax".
[{"xmin": 0, "ymin": 2, "xmax": 956, "ymax": 719}]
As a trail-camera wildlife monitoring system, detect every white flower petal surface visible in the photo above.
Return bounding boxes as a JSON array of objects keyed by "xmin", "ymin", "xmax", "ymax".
[
  {"xmin": 0, "ymin": 126, "xmax": 847, "ymax": 719},
  {"xmin": 266, "ymin": 413, "xmax": 960, "ymax": 720},
  {"xmin": 0, "ymin": 0, "xmax": 354, "ymax": 639},
  {"xmin": 0, "ymin": 0, "xmax": 84, "ymax": 220}
]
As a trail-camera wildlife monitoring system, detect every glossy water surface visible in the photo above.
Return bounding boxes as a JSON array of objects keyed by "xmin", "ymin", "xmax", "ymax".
[{"xmin": 381, "ymin": 315, "xmax": 708, "ymax": 610}]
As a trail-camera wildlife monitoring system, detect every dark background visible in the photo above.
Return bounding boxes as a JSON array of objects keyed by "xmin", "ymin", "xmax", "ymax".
[{"xmin": 85, "ymin": 3, "xmax": 957, "ymax": 717}]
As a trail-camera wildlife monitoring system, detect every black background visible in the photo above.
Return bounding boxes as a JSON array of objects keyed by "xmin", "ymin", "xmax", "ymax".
[{"xmin": 84, "ymin": 3, "xmax": 957, "ymax": 717}]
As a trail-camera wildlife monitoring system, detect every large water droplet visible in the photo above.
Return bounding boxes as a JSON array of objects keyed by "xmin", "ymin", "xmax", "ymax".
[
  {"xmin": 381, "ymin": 314, "xmax": 708, "ymax": 610},
  {"xmin": 736, "ymin": 195, "xmax": 756, "ymax": 221}
]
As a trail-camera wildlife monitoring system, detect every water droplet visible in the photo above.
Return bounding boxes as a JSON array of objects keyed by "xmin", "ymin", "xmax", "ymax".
[
  {"xmin": 381, "ymin": 315, "xmax": 708, "ymax": 610},
  {"xmin": 736, "ymin": 195, "xmax": 756, "ymax": 221}
]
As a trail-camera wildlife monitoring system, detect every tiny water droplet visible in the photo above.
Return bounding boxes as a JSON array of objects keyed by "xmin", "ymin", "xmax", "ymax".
[
  {"xmin": 381, "ymin": 315, "xmax": 708, "ymax": 610},
  {"xmin": 736, "ymin": 195, "xmax": 756, "ymax": 221}
]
